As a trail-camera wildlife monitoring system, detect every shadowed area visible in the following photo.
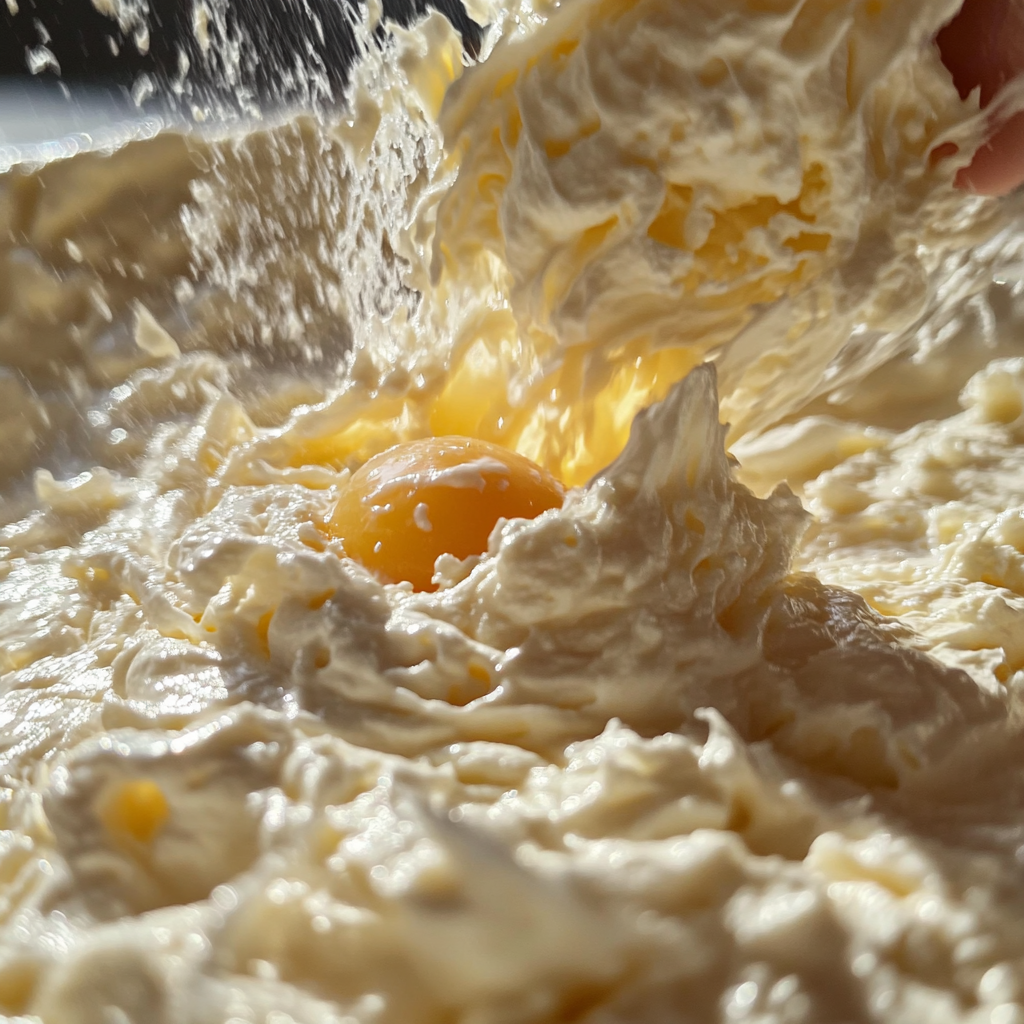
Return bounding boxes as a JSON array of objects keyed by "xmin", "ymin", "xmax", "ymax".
[{"xmin": 0, "ymin": 0, "xmax": 481, "ymax": 108}]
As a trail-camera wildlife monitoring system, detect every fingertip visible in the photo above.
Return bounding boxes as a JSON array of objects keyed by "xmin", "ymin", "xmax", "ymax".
[
  {"xmin": 956, "ymin": 110, "xmax": 1024, "ymax": 195},
  {"xmin": 936, "ymin": 0, "xmax": 1024, "ymax": 106},
  {"xmin": 937, "ymin": 0, "xmax": 1024, "ymax": 196}
]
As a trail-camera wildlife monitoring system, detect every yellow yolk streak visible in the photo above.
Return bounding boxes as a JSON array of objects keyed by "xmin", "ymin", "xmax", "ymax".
[
  {"xmin": 282, "ymin": 0, "xmax": 973, "ymax": 513},
  {"xmin": 327, "ymin": 436, "xmax": 565, "ymax": 591},
  {"xmin": 293, "ymin": 13, "xmax": 847, "ymax": 488},
  {"xmin": 98, "ymin": 779, "xmax": 170, "ymax": 845},
  {"xmin": 426, "ymin": 160, "xmax": 833, "ymax": 485},
  {"xmin": 411, "ymin": 1, "xmax": 845, "ymax": 482}
]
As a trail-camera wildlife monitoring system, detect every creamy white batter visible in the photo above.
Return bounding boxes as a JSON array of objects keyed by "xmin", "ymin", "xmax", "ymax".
[{"xmin": 2, "ymin": 1, "xmax": 1024, "ymax": 1022}]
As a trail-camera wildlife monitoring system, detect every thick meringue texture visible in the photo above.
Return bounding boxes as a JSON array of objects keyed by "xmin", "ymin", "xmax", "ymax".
[
  {"xmin": 0, "ymin": 360, "xmax": 1022, "ymax": 1024},
  {"xmin": 428, "ymin": 0, "xmax": 1006, "ymax": 482}
]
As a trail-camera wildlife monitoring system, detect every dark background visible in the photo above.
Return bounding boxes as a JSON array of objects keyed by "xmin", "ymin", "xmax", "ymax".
[{"xmin": 0, "ymin": 0, "xmax": 480, "ymax": 104}]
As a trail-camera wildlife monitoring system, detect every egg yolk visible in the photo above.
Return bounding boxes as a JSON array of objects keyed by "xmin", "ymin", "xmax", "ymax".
[
  {"xmin": 328, "ymin": 436, "xmax": 565, "ymax": 591},
  {"xmin": 98, "ymin": 778, "xmax": 170, "ymax": 844}
]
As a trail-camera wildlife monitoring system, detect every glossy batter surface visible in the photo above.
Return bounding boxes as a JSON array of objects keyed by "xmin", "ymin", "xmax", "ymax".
[{"xmin": 1, "ymin": 2, "xmax": 1023, "ymax": 1022}]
